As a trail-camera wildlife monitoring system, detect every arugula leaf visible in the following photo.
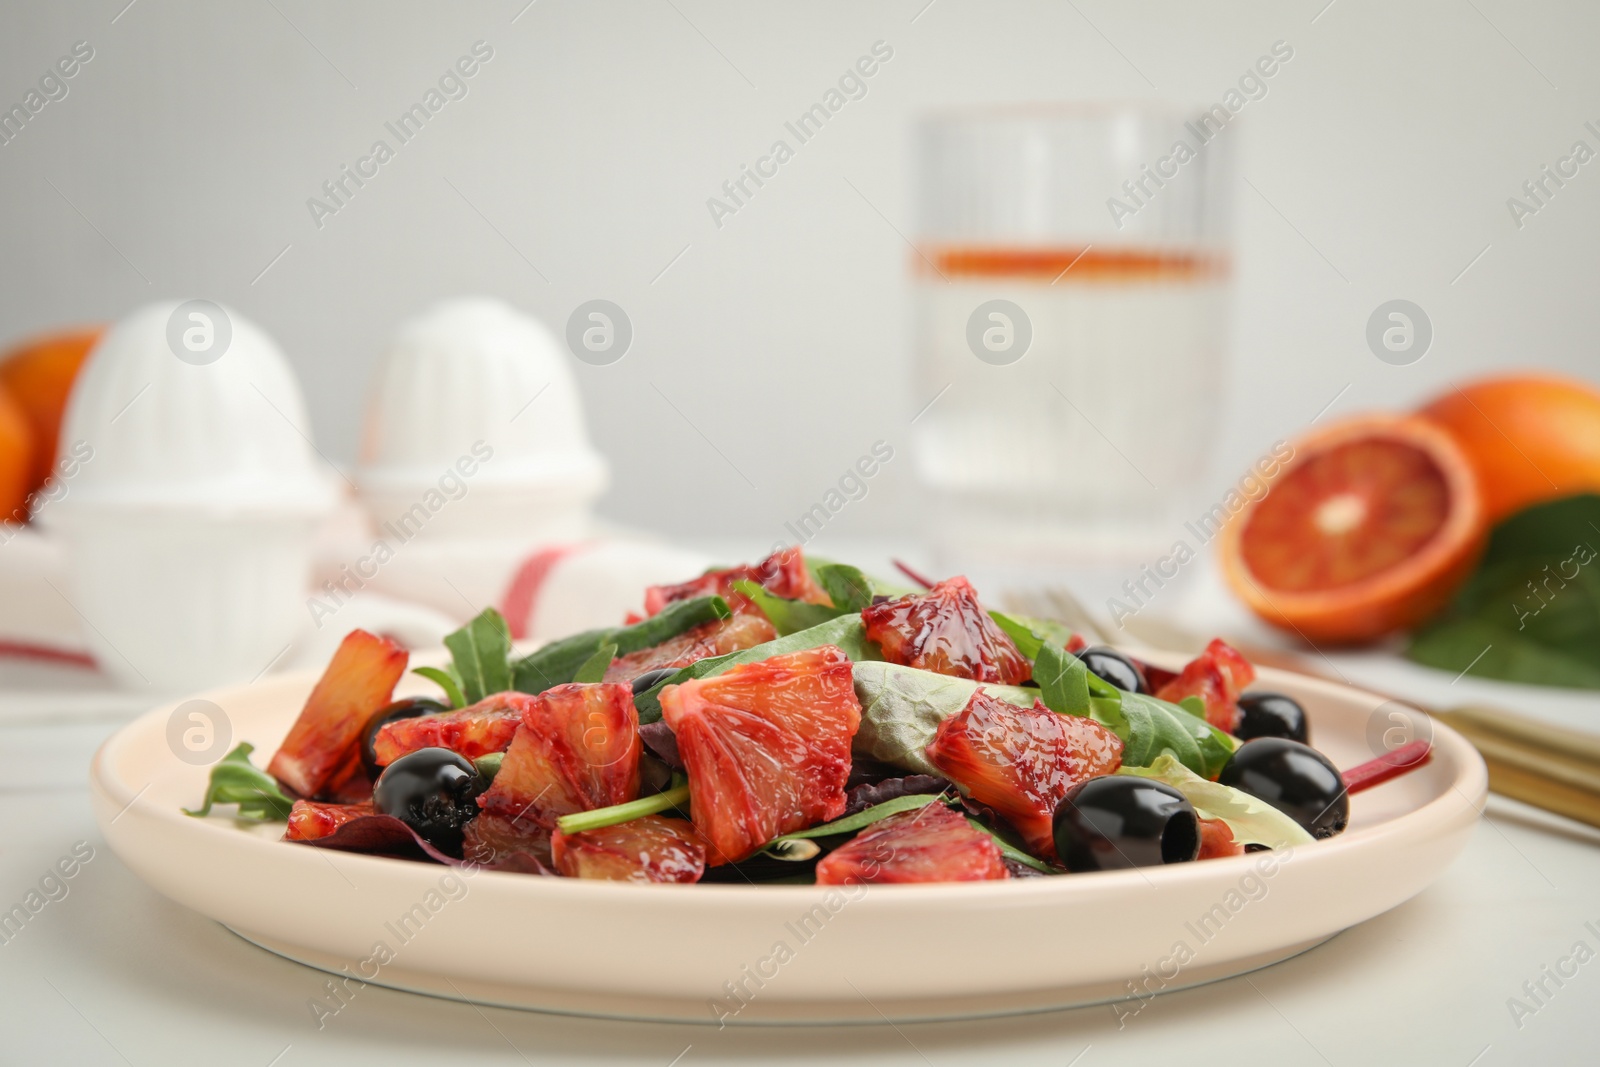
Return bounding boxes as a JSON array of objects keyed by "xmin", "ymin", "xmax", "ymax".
[
  {"xmin": 1120, "ymin": 755, "xmax": 1313, "ymax": 848},
  {"xmin": 772, "ymin": 794, "xmax": 942, "ymax": 841},
  {"xmin": 1178, "ymin": 696, "xmax": 1206, "ymax": 718},
  {"xmin": 444, "ymin": 608, "xmax": 514, "ymax": 704},
  {"xmin": 411, "ymin": 666, "xmax": 466, "ymax": 710},
  {"xmin": 1408, "ymin": 495, "xmax": 1600, "ymax": 689},
  {"xmin": 511, "ymin": 595, "xmax": 731, "ymax": 694},
  {"xmin": 731, "ymin": 579, "xmax": 841, "ymax": 636},
  {"xmin": 1034, "ymin": 641, "xmax": 1092, "ymax": 717},
  {"xmin": 183, "ymin": 743, "xmax": 294, "ymax": 822},
  {"xmin": 573, "ymin": 643, "xmax": 617, "ymax": 684},
  {"xmin": 634, "ymin": 613, "xmax": 883, "ymax": 724},
  {"xmin": 815, "ymin": 562, "xmax": 875, "ymax": 613}
]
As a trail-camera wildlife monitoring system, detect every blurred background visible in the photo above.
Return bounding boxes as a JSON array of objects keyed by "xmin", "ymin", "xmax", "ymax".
[
  {"xmin": 2, "ymin": 0, "xmax": 1599, "ymax": 704},
  {"xmin": 3, "ymin": 0, "xmax": 1595, "ymax": 539}
]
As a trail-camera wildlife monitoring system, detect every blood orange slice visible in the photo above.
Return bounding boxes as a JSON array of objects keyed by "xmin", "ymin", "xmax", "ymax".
[
  {"xmin": 602, "ymin": 614, "xmax": 777, "ymax": 683},
  {"xmin": 463, "ymin": 812, "xmax": 554, "ymax": 869},
  {"xmin": 1197, "ymin": 817, "xmax": 1243, "ymax": 860},
  {"xmin": 268, "ymin": 630, "xmax": 408, "ymax": 798},
  {"xmin": 925, "ymin": 690, "xmax": 1123, "ymax": 860},
  {"xmin": 285, "ymin": 800, "xmax": 375, "ymax": 841},
  {"xmin": 1154, "ymin": 638, "xmax": 1256, "ymax": 734},
  {"xmin": 659, "ymin": 645, "xmax": 860, "ymax": 865},
  {"xmin": 552, "ymin": 814, "xmax": 706, "ymax": 883},
  {"xmin": 476, "ymin": 683, "xmax": 640, "ymax": 830},
  {"xmin": 862, "ymin": 576, "xmax": 1030, "ymax": 685},
  {"xmin": 643, "ymin": 547, "xmax": 830, "ymax": 617},
  {"xmin": 371, "ymin": 692, "xmax": 531, "ymax": 767},
  {"xmin": 1218, "ymin": 415, "xmax": 1485, "ymax": 644},
  {"xmin": 813, "ymin": 803, "xmax": 1009, "ymax": 885}
]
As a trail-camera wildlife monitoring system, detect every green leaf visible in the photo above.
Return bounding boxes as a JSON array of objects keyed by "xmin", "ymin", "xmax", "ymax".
[
  {"xmin": 444, "ymin": 608, "xmax": 514, "ymax": 705},
  {"xmin": 851, "ymin": 661, "xmax": 1034, "ymax": 775},
  {"xmin": 1035, "ymin": 641, "xmax": 1091, "ymax": 717},
  {"xmin": 634, "ymin": 613, "xmax": 883, "ymax": 724},
  {"xmin": 573, "ymin": 643, "xmax": 617, "ymax": 684},
  {"xmin": 1408, "ymin": 495, "xmax": 1600, "ymax": 689},
  {"xmin": 815, "ymin": 562, "xmax": 875, "ymax": 613},
  {"xmin": 1178, "ymin": 696, "xmax": 1206, "ymax": 718},
  {"xmin": 1120, "ymin": 755, "xmax": 1313, "ymax": 848},
  {"xmin": 991, "ymin": 611, "xmax": 1117, "ymax": 700},
  {"xmin": 613, "ymin": 595, "xmax": 732, "ymax": 655},
  {"xmin": 965, "ymin": 816, "xmax": 1055, "ymax": 873},
  {"xmin": 411, "ymin": 666, "xmax": 466, "ymax": 710},
  {"xmin": 990, "ymin": 610, "xmax": 1073, "ymax": 661},
  {"xmin": 1093, "ymin": 690, "xmax": 1236, "ymax": 781},
  {"xmin": 183, "ymin": 743, "xmax": 294, "ymax": 822},
  {"xmin": 473, "ymin": 752, "xmax": 504, "ymax": 782},
  {"xmin": 511, "ymin": 628, "xmax": 610, "ymax": 694},
  {"xmin": 511, "ymin": 596, "xmax": 731, "ymax": 695},
  {"xmin": 772, "ymin": 793, "xmax": 943, "ymax": 841},
  {"xmin": 731, "ymin": 579, "xmax": 842, "ymax": 636},
  {"xmin": 806, "ymin": 555, "xmax": 918, "ymax": 599}
]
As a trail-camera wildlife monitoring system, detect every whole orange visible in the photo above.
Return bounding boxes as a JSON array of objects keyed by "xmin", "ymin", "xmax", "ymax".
[
  {"xmin": 0, "ymin": 382, "xmax": 35, "ymax": 523},
  {"xmin": 1417, "ymin": 373, "xmax": 1600, "ymax": 523},
  {"xmin": 0, "ymin": 326, "xmax": 103, "ymax": 496}
]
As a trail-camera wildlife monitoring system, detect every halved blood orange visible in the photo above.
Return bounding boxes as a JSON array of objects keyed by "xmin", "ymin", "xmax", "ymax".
[{"xmin": 1217, "ymin": 415, "xmax": 1485, "ymax": 644}]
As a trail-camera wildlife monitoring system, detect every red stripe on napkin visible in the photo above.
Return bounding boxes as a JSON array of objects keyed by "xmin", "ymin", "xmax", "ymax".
[{"xmin": 500, "ymin": 544, "xmax": 584, "ymax": 639}]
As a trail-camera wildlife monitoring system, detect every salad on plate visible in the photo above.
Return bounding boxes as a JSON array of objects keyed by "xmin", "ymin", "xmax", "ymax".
[{"xmin": 185, "ymin": 550, "xmax": 1429, "ymax": 885}]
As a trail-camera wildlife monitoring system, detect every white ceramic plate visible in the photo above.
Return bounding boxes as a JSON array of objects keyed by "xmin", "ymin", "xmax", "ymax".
[{"xmin": 90, "ymin": 659, "xmax": 1486, "ymax": 1025}]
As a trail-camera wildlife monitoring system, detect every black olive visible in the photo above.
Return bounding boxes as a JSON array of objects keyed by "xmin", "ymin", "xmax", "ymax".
[
  {"xmin": 1053, "ymin": 776, "xmax": 1200, "ymax": 872},
  {"xmin": 1218, "ymin": 738, "xmax": 1348, "ymax": 839},
  {"xmin": 630, "ymin": 667, "xmax": 681, "ymax": 696},
  {"xmin": 372, "ymin": 747, "xmax": 486, "ymax": 853},
  {"xmin": 360, "ymin": 697, "xmax": 448, "ymax": 780},
  {"xmin": 1234, "ymin": 692, "xmax": 1310, "ymax": 743},
  {"xmin": 1072, "ymin": 646, "xmax": 1151, "ymax": 694}
]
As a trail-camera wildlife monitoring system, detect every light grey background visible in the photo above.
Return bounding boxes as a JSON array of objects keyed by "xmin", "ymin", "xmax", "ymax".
[{"xmin": 2, "ymin": 0, "xmax": 1597, "ymax": 540}]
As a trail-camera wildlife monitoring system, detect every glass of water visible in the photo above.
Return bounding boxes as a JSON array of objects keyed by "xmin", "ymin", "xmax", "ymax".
[{"xmin": 912, "ymin": 104, "xmax": 1234, "ymax": 563}]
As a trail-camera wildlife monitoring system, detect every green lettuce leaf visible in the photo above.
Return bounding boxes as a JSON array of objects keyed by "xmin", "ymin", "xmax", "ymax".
[
  {"xmin": 851, "ymin": 661, "xmax": 1034, "ymax": 775},
  {"xmin": 1120, "ymin": 755, "xmax": 1313, "ymax": 848}
]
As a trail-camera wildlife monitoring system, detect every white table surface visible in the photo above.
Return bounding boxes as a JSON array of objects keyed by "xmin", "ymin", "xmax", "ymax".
[{"xmin": 3, "ymin": 548, "xmax": 1599, "ymax": 1066}]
